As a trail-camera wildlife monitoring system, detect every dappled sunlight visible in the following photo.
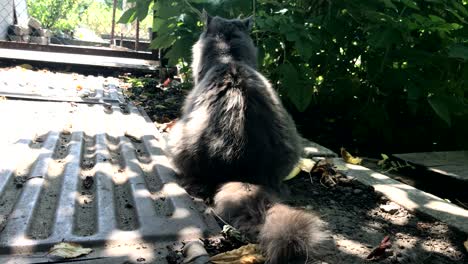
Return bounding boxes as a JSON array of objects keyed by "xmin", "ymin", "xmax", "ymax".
[
  {"xmin": 429, "ymin": 168, "xmax": 458, "ymax": 177},
  {"xmin": 112, "ymin": 170, "xmax": 128, "ymax": 184},
  {"xmin": 177, "ymin": 226, "xmax": 204, "ymax": 240},
  {"xmin": 27, "ymin": 178, "xmax": 43, "ymax": 187},
  {"xmin": 304, "ymin": 146, "xmax": 319, "ymax": 153},
  {"xmin": 0, "ymin": 92, "xmax": 217, "ymax": 262},
  {"xmin": 345, "ymin": 163, "xmax": 370, "ymax": 171},
  {"xmin": 76, "ymin": 191, "xmax": 92, "ymax": 206},
  {"xmin": 171, "ymin": 208, "xmax": 191, "ymax": 219},
  {"xmin": 370, "ymin": 172, "xmax": 392, "ymax": 180},
  {"xmin": 371, "ymin": 184, "xmax": 418, "ymax": 210},
  {"xmin": 134, "ymin": 188, "xmax": 152, "ymax": 199},
  {"xmin": 103, "ymin": 232, "xmax": 156, "ymax": 262},
  {"xmin": 336, "ymin": 156, "xmax": 468, "ymax": 235},
  {"xmin": 106, "ymin": 230, "xmax": 143, "ymax": 241},
  {"xmin": 334, "ymin": 237, "xmax": 370, "ymax": 259},
  {"xmin": 425, "ymin": 200, "xmax": 468, "ymax": 218},
  {"xmin": 162, "ymin": 182, "xmax": 187, "ymax": 197},
  {"xmin": 0, "ymin": 49, "xmax": 159, "ymax": 70}
]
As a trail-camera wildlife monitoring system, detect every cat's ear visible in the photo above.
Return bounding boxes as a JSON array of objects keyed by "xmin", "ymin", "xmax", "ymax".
[
  {"xmin": 242, "ymin": 16, "xmax": 254, "ymax": 31},
  {"xmin": 202, "ymin": 9, "xmax": 213, "ymax": 30}
]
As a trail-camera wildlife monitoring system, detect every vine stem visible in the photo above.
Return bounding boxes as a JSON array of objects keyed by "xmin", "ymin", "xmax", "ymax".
[
  {"xmin": 253, "ymin": 0, "xmax": 258, "ymax": 45},
  {"xmin": 182, "ymin": 0, "xmax": 202, "ymax": 18}
]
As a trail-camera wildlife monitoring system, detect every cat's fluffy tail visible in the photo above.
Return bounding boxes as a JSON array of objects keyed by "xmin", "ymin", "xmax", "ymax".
[{"xmin": 213, "ymin": 182, "xmax": 334, "ymax": 263}]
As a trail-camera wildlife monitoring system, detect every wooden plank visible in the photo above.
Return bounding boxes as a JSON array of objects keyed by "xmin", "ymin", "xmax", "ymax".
[
  {"xmin": 301, "ymin": 138, "xmax": 337, "ymax": 157},
  {"xmin": 331, "ymin": 158, "xmax": 468, "ymax": 234},
  {"xmin": 393, "ymin": 151, "xmax": 468, "ymax": 182},
  {"xmin": 0, "ymin": 48, "xmax": 159, "ymax": 71},
  {"xmin": 0, "ymin": 41, "xmax": 157, "ymax": 60}
]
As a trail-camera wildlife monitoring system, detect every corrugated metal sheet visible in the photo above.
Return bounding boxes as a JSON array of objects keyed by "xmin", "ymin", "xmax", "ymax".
[
  {"xmin": 0, "ymin": 67, "xmax": 125, "ymax": 104},
  {"xmin": 0, "ymin": 73, "xmax": 217, "ymax": 262}
]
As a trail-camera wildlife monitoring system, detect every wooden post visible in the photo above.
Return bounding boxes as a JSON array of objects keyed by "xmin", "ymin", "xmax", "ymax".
[
  {"xmin": 110, "ymin": 0, "xmax": 117, "ymax": 45},
  {"xmin": 135, "ymin": 19, "xmax": 139, "ymax": 51}
]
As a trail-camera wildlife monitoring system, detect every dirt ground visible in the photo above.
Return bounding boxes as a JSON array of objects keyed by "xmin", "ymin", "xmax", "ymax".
[
  {"xmin": 120, "ymin": 75, "xmax": 468, "ymax": 264},
  {"xmin": 285, "ymin": 171, "xmax": 467, "ymax": 263}
]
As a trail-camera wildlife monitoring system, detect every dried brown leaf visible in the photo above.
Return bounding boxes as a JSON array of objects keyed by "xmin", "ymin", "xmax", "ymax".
[
  {"xmin": 162, "ymin": 119, "xmax": 178, "ymax": 132},
  {"xmin": 366, "ymin": 235, "xmax": 392, "ymax": 260}
]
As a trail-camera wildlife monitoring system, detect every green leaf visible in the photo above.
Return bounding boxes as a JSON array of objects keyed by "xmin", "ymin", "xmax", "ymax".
[
  {"xmin": 295, "ymin": 38, "xmax": 314, "ymax": 60},
  {"xmin": 446, "ymin": 8, "xmax": 467, "ymax": 24},
  {"xmin": 286, "ymin": 32, "xmax": 300, "ymax": 42},
  {"xmin": 452, "ymin": 1, "xmax": 468, "ymax": 17},
  {"xmin": 367, "ymin": 28, "xmax": 401, "ymax": 49},
  {"xmin": 406, "ymin": 84, "xmax": 422, "ymax": 114},
  {"xmin": 156, "ymin": 0, "xmax": 182, "ymax": 19},
  {"xmin": 428, "ymin": 15, "xmax": 445, "ymax": 23},
  {"xmin": 448, "ymin": 44, "xmax": 468, "ymax": 61},
  {"xmin": 279, "ymin": 64, "xmax": 313, "ymax": 112},
  {"xmin": 153, "ymin": 18, "xmax": 165, "ymax": 31},
  {"xmin": 381, "ymin": 0, "xmax": 397, "ymax": 10},
  {"xmin": 401, "ymin": 0, "xmax": 419, "ymax": 10},
  {"xmin": 257, "ymin": 44, "xmax": 266, "ymax": 67},
  {"xmin": 407, "ymin": 85, "xmax": 421, "ymax": 100},
  {"xmin": 136, "ymin": 0, "xmax": 152, "ymax": 21},
  {"xmin": 150, "ymin": 34, "xmax": 176, "ymax": 49},
  {"xmin": 428, "ymin": 96, "xmax": 451, "ymax": 126},
  {"xmin": 165, "ymin": 36, "xmax": 194, "ymax": 65},
  {"xmin": 118, "ymin": 6, "xmax": 137, "ymax": 24}
]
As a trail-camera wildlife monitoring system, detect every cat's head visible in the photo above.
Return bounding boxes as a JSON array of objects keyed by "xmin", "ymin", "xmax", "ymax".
[
  {"xmin": 201, "ymin": 10, "xmax": 253, "ymax": 41},
  {"xmin": 192, "ymin": 11, "xmax": 257, "ymax": 84}
]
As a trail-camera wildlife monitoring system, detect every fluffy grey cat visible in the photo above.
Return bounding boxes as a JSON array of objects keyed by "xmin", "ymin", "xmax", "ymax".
[{"xmin": 166, "ymin": 11, "xmax": 333, "ymax": 263}]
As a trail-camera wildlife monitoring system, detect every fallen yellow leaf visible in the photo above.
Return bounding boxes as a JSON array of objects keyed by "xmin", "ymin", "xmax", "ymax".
[
  {"xmin": 284, "ymin": 166, "xmax": 301, "ymax": 181},
  {"xmin": 377, "ymin": 153, "xmax": 389, "ymax": 166},
  {"xmin": 76, "ymin": 85, "xmax": 83, "ymax": 91},
  {"xmin": 340, "ymin": 148, "xmax": 362, "ymax": 165},
  {"xmin": 299, "ymin": 158, "xmax": 316, "ymax": 172},
  {"xmin": 210, "ymin": 244, "xmax": 265, "ymax": 264},
  {"xmin": 19, "ymin": 64, "xmax": 33, "ymax": 70},
  {"xmin": 284, "ymin": 158, "xmax": 316, "ymax": 181},
  {"xmin": 48, "ymin": 242, "xmax": 92, "ymax": 259}
]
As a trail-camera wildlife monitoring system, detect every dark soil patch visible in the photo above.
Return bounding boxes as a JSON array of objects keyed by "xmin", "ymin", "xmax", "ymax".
[
  {"xmin": 166, "ymin": 245, "xmax": 184, "ymax": 264},
  {"xmin": 82, "ymin": 176, "xmax": 94, "ymax": 190},
  {"xmin": 119, "ymin": 74, "xmax": 187, "ymax": 124}
]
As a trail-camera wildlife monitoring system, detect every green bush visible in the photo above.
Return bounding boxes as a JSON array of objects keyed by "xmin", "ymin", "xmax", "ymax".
[
  {"xmin": 120, "ymin": 0, "xmax": 468, "ymax": 152},
  {"xmin": 27, "ymin": 0, "xmax": 92, "ymax": 31},
  {"xmin": 121, "ymin": 0, "xmax": 467, "ymax": 119},
  {"xmin": 27, "ymin": 0, "xmax": 152, "ymax": 38}
]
